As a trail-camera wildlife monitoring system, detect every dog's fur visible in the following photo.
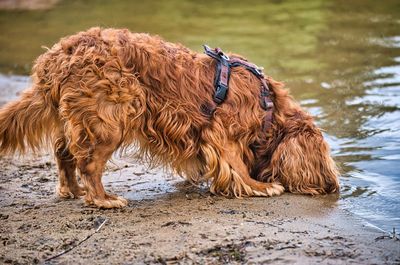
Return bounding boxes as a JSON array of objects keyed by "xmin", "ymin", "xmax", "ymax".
[{"xmin": 0, "ymin": 28, "xmax": 339, "ymax": 208}]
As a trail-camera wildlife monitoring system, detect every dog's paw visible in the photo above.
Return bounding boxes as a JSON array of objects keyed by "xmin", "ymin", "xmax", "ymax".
[
  {"xmin": 267, "ymin": 182, "xmax": 285, "ymax": 196},
  {"xmin": 87, "ymin": 196, "xmax": 128, "ymax": 209},
  {"xmin": 57, "ymin": 185, "xmax": 86, "ymax": 199},
  {"xmin": 253, "ymin": 182, "xmax": 285, "ymax": 197}
]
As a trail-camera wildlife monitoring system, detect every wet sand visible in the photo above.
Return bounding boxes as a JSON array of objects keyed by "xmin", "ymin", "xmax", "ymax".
[{"xmin": 0, "ymin": 75, "xmax": 399, "ymax": 264}]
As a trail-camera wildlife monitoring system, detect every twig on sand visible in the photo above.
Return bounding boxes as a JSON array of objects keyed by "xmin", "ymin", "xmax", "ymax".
[
  {"xmin": 44, "ymin": 218, "xmax": 108, "ymax": 262},
  {"xmin": 391, "ymin": 227, "xmax": 399, "ymax": 240},
  {"xmin": 375, "ymin": 227, "xmax": 399, "ymax": 241}
]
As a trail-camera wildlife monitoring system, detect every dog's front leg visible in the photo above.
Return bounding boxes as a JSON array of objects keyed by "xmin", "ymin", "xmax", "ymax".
[{"xmin": 203, "ymin": 141, "xmax": 284, "ymax": 197}]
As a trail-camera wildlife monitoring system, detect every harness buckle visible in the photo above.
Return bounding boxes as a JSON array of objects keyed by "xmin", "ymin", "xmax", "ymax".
[
  {"xmin": 203, "ymin": 44, "xmax": 213, "ymax": 54},
  {"xmin": 261, "ymin": 97, "xmax": 274, "ymax": 110},
  {"xmin": 215, "ymin": 47, "xmax": 230, "ymax": 61},
  {"xmin": 214, "ymin": 84, "xmax": 228, "ymax": 104},
  {"xmin": 254, "ymin": 67, "xmax": 264, "ymax": 77},
  {"xmin": 260, "ymin": 88, "xmax": 270, "ymax": 97}
]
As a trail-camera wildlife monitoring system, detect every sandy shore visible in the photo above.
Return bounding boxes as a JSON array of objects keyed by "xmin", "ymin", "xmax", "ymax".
[{"xmin": 0, "ymin": 74, "xmax": 399, "ymax": 264}]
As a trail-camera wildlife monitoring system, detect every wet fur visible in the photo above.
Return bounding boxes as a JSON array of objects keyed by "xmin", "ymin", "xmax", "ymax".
[{"xmin": 0, "ymin": 28, "xmax": 339, "ymax": 208}]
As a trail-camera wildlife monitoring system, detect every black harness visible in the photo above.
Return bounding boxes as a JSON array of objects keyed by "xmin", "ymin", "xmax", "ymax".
[{"xmin": 203, "ymin": 45, "xmax": 274, "ymax": 130}]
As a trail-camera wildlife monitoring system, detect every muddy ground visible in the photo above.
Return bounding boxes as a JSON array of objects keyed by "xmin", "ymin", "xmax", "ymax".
[
  {"xmin": 0, "ymin": 75, "xmax": 399, "ymax": 264},
  {"xmin": 0, "ymin": 154, "xmax": 399, "ymax": 265}
]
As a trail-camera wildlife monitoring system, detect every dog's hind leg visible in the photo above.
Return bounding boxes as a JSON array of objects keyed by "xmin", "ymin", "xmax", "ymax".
[
  {"xmin": 72, "ymin": 136, "xmax": 128, "ymax": 209},
  {"xmin": 53, "ymin": 134, "xmax": 86, "ymax": 199},
  {"xmin": 61, "ymin": 103, "xmax": 128, "ymax": 208},
  {"xmin": 203, "ymin": 142, "xmax": 284, "ymax": 197}
]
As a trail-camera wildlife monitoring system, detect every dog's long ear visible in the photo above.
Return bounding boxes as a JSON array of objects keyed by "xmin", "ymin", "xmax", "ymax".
[
  {"xmin": 252, "ymin": 77, "xmax": 339, "ymax": 194},
  {"xmin": 267, "ymin": 122, "xmax": 340, "ymax": 194}
]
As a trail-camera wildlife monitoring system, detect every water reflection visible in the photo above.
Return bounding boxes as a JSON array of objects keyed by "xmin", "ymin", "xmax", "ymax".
[
  {"xmin": 0, "ymin": 0, "xmax": 399, "ymax": 231},
  {"xmin": 301, "ymin": 1, "xmax": 400, "ymax": 231}
]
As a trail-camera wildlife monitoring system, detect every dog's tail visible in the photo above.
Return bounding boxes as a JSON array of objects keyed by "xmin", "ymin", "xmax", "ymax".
[{"xmin": 0, "ymin": 84, "xmax": 58, "ymax": 155}]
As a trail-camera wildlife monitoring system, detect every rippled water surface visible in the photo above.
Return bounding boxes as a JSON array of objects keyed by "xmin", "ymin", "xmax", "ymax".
[{"xmin": 0, "ymin": 0, "xmax": 399, "ymax": 231}]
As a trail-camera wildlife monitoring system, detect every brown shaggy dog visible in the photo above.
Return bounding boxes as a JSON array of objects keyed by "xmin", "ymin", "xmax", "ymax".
[{"xmin": 0, "ymin": 28, "xmax": 339, "ymax": 208}]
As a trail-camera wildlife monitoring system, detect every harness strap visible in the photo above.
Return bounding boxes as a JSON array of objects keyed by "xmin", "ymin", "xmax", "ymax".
[
  {"xmin": 204, "ymin": 45, "xmax": 231, "ymax": 104},
  {"xmin": 203, "ymin": 45, "xmax": 274, "ymax": 130}
]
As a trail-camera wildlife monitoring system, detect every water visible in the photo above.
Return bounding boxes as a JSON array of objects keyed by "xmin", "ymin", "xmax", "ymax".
[{"xmin": 0, "ymin": 0, "xmax": 399, "ymax": 231}]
